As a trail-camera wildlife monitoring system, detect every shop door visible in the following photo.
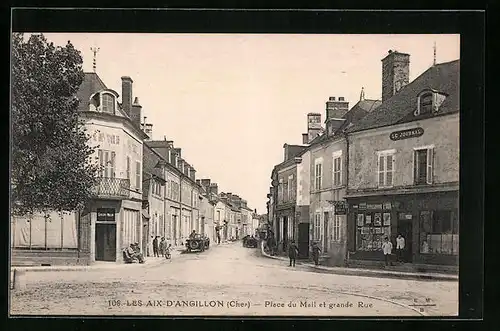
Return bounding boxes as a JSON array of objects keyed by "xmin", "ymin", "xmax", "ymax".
[
  {"xmin": 95, "ymin": 223, "xmax": 116, "ymax": 262},
  {"xmin": 398, "ymin": 220, "xmax": 413, "ymax": 262},
  {"xmin": 298, "ymin": 223, "xmax": 310, "ymax": 259}
]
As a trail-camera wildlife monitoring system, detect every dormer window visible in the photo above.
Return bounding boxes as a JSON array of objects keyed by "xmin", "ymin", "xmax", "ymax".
[
  {"xmin": 414, "ymin": 89, "xmax": 447, "ymax": 116},
  {"xmin": 102, "ymin": 93, "xmax": 115, "ymax": 114}
]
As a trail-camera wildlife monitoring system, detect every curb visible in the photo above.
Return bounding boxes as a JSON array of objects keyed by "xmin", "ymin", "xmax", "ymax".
[
  {"xmin": 11, "ymin": 249, "xmax": 184, "ymax": 273},
  {"xmin": 259, "ymin": 242, "xmax": 457, "ymax": 281}
]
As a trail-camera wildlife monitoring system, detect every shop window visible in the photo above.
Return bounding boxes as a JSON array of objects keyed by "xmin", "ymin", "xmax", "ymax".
[
  {"xmin": 414, "ymin": 147, "xmax": 434, "ymax": 185},
  {"xmin": 419, "ymin": 210, "xmax": 458, "ymax": 255},
  {"xmin": 356, "ymin": 211, "xmax": 391, "ymax": 251}
]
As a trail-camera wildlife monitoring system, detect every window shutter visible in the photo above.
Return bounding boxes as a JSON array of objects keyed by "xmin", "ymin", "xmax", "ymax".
[
  {"xmin": 378, "ymin": 155, "xmax": 384, "ymax": 186},
  {"xmin": 388, "ymin": 154, "xmax": 395, "ymax": 186},
  {"xmin": 111, "ymin": 152, "xmax": 116, "ymax": 178},
  {"xmin": 98, "ymin": 150, "xmax": 103, "ymax": 176},
  {"xmin": 426, "ymin": 148, "xmax": 434, "ymax": 184},
  {"xmin": 339, "ymin": 157, "xmax": 343, "ymax": 185}
]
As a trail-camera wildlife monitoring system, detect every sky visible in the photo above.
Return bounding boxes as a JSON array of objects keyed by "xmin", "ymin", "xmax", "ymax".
[{"xmin": 40, "ymin": 33, "xmax": 459, "ymax": 214}]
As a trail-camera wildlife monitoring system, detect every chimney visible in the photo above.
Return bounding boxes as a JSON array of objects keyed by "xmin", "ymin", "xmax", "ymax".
[
  {"xmin": 306, "ymin": 113, "xmax": 322, "ymax": 143},
  {"xmin": 178, "ymin": 158, "xmax": 184, "ymax": 172},
  {"xmin": 130, "ymin": 97, "xmax": 142, "ymax": 128},
  {"xmin": 381, "ymin": 50, "xmax": 410, "ymax": 102},
  {"xmin": 121, "ymin": 76, "xmax": 133, "ymax": 117},
  {"xmin": 209, "ymin": 183, "xmax": 218, "ymax": 196},
  {"xmin": 325, "ymin": 96, "xmax": 349, "ymax": 136},
  {"xmin": 189, "ymin": 166, "xmax": 196, "ymax": 180},
  {"xmin": 196, "ymin": 179, "xmax": 201, "ymax": 186},
  {"xmin": 184, "ymin": 162, "xmax": 190, "ymax": 176},
  {"xmin": 143, "ymin": 123, "xmax": 153, "ymax": 139},
  {"xmin": 360, "ymin": 87, "xmax": 365, "ymax": 101},
  {"xmin": 302, "ymin": 133, "xmax": 308, "ymax": 144},
  {"xmin": 201, "ymin": 179, "xmax": 211, "ymax": 188}
]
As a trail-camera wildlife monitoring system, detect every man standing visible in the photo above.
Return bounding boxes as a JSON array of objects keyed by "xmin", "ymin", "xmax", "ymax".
[
  {"xmin": 288, "ymin": 240, "xmax": 299, "ymax": 267},
  {"xmin": 312, "ymin": 242, "xmax": 321, "ymax": 266},
  {"xmin": 382, "ymin": 236, "xmax": 393, "ymax": 267},
  {"xmin": 215, "ymin": 225, "xmax": 221, "ymax": 244},
  {"xmin": 152, "ymin": 236, "xmax": 159, "ymax": 257},
  {"xmin": 396, "ymin": 234, "xmax": 405, "ymax": 263}
]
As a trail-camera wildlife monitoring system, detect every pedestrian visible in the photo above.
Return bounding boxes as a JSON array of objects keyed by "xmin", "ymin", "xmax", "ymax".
[
  {"xmin": 312, "ymin": 242, "xmax": 321, "ymax": 266},
  {"xmin": 396, "ymin": 234, "xmax": 405, "ymax": 263},
  {"xmin": 152, "ymin": 236, "xmax": 159, "ymax": 257},
  {"xmin": 165, "ymin": 244, "xmax": 172, "ymax": 260},
  {"xmin": 382, "ymin": 236, "xmax": 393, "ymax": 266},
  {"xmin": 288, "ymin": 240, "xmax": 299, "ymax": 267},
  {"xmin": 159, "ymin": 237, "xmax": 166, "ymax": 257},
  {"xmin": 215, "ymin": 225, "xmax": 221, "ymax": 244}
]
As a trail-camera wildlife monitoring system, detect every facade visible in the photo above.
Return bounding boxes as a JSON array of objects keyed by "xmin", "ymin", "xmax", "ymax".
[
  {"xmin": 345, "ymin": 56, "xmax": 459, "ymax": 268},
  {"xmin": 142, "ymin": 143, "xmax": 167, "ymax": 256},
  {"xmin": 273, "ymin": 144, "xmax": 306, "ymax": 254},
  {"xmin": 77, "ymin": 74, "xmax": 148, "ymax": 264}
]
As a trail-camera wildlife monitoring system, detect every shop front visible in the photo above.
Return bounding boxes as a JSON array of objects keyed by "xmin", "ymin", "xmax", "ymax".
[
  {"xmin": 346, "ymin": 190, "xmax": 458, "ymax": 267},
  {"xmin": 275, "ymin": 204, "xmax": 295, "ymax": 254}
]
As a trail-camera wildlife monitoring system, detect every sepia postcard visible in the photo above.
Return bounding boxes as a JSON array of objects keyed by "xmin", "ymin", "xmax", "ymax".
[{"xmin": 10, "ymin": 19, "xmax": 465, "ymax": 318}]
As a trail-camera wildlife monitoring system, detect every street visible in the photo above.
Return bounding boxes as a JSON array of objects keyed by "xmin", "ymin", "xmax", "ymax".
[{"xmin": 10, "ymin": 242, "xmax": 458, "ymax": 316}]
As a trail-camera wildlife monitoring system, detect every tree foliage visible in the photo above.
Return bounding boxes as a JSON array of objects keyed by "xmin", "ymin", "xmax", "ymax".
[{"xmin": 11, "ymin": 33, "xmax": 99, "ymax": 215}]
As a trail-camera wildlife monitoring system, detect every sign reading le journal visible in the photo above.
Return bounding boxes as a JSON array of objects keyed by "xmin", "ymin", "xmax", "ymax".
[{"xmin": 389, "ymin": 127, "xmax": 424, "ymax": 141}]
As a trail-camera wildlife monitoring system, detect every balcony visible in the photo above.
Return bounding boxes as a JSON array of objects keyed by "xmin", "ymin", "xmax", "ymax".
[{"xmin": 92, "ymin": 177, "xmax": 130, "ymax": 199}]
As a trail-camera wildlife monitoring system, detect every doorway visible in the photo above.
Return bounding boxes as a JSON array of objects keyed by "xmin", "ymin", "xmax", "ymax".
[
  {"xmin": 397, "ymin": 220, "xmax": 413, "ymax": 262},
  {"xmin": 95, "ymin": 223, "xmax": 116, "ymax": 261},
  {"xmin": 283, "ymin": 216, "xmax": 288, "ymax": 252},
  {"xmin": 298, "ymin": 223, "xmax": 310, "ymax": 259}
]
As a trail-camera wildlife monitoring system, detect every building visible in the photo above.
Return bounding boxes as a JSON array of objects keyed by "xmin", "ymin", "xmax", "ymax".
[
  {"xmin": 272, "ymin": 144, "xmax": 307, "ymax": 254},
  {"xmin": 142, "ymin": 143, "xmax": 167, "ymax": 256},
  {"xmin": 145, "ymin": 139, "xmax": 202, "ymax": 248},
  {"xmin": 345, "ymin": 52, "xmax": 459, "ymax": 271}
]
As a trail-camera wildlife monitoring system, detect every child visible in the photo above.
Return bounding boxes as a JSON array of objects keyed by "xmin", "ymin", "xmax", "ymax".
[{"xmin": 312, "ymin": 242, "xmax": 321, "ymax": 266}]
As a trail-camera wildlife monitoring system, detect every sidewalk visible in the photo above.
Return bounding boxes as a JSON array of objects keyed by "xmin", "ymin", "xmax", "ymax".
[
  {"xmin": 11, "ymin": 246, "xmax": 185, "ymax": 273},
  {"xmin": 259, "ymin": 242, "xmax": 458, "ymax": 281}
]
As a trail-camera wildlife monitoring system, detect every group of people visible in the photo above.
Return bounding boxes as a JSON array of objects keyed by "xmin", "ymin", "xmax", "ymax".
[
  {"xmin": 286, "ymin": 240, "xmax": 322, "ymax": 267},
  {"xmin": 124, "ymin": 242, "xmax": 145, "ymax": 263},
  {"xmin": 152, "ymin": 236, "xmax": 172, "ymax": 259},
  {"xmin": 381, "ymin": 234, "xmax": 406, "ymax": 266}
]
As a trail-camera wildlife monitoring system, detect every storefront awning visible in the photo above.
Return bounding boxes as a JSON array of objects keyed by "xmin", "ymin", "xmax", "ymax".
[{"xmin": 345, "ymin": 183, "xmax": 459, "ymax": 198}]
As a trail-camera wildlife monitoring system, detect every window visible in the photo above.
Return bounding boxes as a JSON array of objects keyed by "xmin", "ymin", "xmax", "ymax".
[
  {"xmin": 314, "ymin": 159, "xmax": 323, "ymax": 190},
  {"xmin": 414, "ymin": 147, "xmax": 434, "ymax": 185},
  {"xmin": 217, "ymin": 210, "xmax": 221, "ymax": 222},
  {"xmin": 419, "ymin": 210, "xmax": 458, "ymax": 255},
  {"xmin": 126, "ymin": 157, "xmax": 131, "ymax": 180},
  {"xmin": 419, "ymin": 92, "xmax": 433, "ymax": 115},
  {"xmin": 278, "ymin": 178, "xmax": 284, "ymax": 203},
  {"xmin": 377, "ymin": 150, "xmax": 395, "ymax": 188},
  {"xmin": 152, "ymin": 180, "xmax": 162, "ymax": 197},
  {"xmin": 313, "ymin": 213, "xmax": 321, "ymax": 241},
  {"xmin": 135, "ymin": 161, "xmax": 141, "ymax": 190},
  {"xmin": 283, "ymin": 177, "xmax": 289, "ymax": 202},
  {"xmin": 98, "ymin": 149, "xmax": 115, "ymax": 178},
  {"xmin": 102, "ymin": 93, "xmax": 115, "ymax": 114},
  {"xmin": 332, "ymin": 216, "xmax": 341, "ymax": 242},
  {"xmin": 333, "ymin": 151, "xmax": 342, "ymax": 187}
]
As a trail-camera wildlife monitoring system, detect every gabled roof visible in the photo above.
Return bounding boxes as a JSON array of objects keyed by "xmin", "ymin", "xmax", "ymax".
[
  {"xmin": 347, "ymin": 60, "xmax": 459, "ymax": 133},
  {"xmin": 339, "ymin": 99, "xmax": 381, "ymax": 131}
]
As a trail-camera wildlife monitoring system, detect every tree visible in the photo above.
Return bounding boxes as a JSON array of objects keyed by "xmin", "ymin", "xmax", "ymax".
[{"xmin": 11, "ymin": 33, "xmax": 99, "ymax": 215}]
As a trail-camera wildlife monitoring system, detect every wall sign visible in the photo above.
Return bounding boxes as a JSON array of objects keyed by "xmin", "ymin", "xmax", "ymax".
[
  {"xmin": 334, "ymin": 201, "xmax": 347, "ymax": 215},
  {"xmin": 389, "ymin": 127, "xmax": 424, "ymax": 141}
]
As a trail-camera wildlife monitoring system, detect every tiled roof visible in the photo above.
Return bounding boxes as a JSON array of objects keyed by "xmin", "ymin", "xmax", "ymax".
[
  {"xmin": 347, "ymin": 60, "xmax": 459, "ymax": 133},
  {"xmin": 143, "ymin": 144, "xmax": 166, "ymax": 180},
  {"xmin": 76, "ymin": 73, "xmax": 107, "ymax": 111}
]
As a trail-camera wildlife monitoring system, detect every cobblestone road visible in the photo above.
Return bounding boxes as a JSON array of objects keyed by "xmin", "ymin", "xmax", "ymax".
[{"xmin": 10, "ymin": 242, "xmax": 458, "ymax": 316}]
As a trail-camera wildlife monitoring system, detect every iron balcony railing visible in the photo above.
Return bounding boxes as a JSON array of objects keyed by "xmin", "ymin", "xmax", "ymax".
[{"xmin": 92, "ymin": 177, "xmax": 130, "ymax": 199}]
